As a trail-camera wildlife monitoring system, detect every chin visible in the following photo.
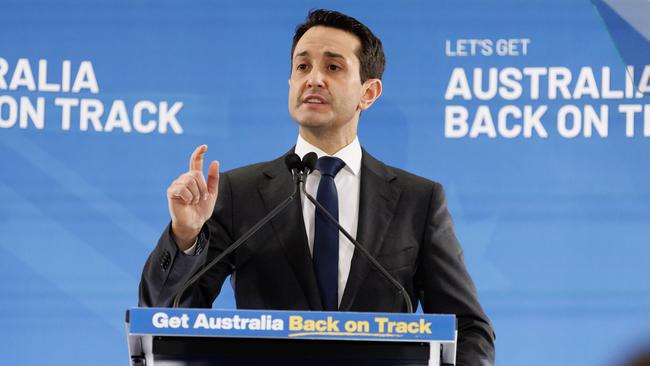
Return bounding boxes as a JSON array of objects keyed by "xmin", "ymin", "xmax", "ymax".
[{"xmin": 294, "ymin": 116, "xmax": 332, "ymax": 129}]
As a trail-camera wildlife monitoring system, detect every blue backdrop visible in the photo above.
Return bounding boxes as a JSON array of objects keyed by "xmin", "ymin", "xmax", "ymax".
[{"xmin": 1, "ymin": 0, "xmax": 649, "ymax": 365}]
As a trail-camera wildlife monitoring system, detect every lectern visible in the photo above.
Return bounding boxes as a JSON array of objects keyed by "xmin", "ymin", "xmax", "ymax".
[{"xmin": 126, "ymin": 308, "xmax": 457, "ymax": 366}]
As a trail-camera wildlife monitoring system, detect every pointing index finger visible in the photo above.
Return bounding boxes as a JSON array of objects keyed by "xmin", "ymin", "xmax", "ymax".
[{"xmin": 189, "ymin": 144, "xmax": 207, "ymax": 172}]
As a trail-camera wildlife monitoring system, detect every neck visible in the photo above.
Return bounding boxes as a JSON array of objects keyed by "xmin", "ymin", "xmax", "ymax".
[{"xmin": 299, "ymin": 127, "xmax": 357, "ymax": 155}]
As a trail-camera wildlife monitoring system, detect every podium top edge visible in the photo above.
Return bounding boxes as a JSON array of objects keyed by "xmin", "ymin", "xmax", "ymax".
[{"xmin": 127, "ymin": 307, "xmax": 456, "ymax": 318}]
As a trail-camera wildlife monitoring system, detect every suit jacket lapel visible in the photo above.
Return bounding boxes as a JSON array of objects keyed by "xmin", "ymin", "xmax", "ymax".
[
  {"xmin": 258, "ymin": 152, "xmax": 323, "ymax": 310},
  {"xmin": 340, "ymin": 150, "xmax": 401, "ymax": 311}
]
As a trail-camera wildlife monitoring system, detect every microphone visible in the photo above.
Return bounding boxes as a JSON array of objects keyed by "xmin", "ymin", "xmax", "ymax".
[
  {"xmin": 295, "ymin": 151, "xmax": 317, "ymax": 184},
  {"xmin": 172, "ymin": 153, "xmax": 303, "ymax": 307},
  {"xmin": 301, "ymin": 152, "xmax": 318, "ymax": 173},
  {"xmin": 300, "ymin": 153, "xmax": 414, "ymax": 313},
  {"xmin": 285, "ymin": 153, "xmax": 302, "ymax": 182}
]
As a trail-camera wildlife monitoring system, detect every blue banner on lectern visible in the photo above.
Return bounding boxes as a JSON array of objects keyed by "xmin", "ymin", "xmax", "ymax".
[{"xmin": 128, "ymin": 308, "xmax": 456, "ymax": 342}]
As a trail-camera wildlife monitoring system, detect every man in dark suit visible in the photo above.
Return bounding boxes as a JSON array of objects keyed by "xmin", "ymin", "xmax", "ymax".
[{"xmin": 140, "ymin": 9, "xmax": 495, "ymax": 365}]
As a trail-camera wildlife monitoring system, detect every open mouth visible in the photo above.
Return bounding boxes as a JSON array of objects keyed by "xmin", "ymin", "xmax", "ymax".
[{"xmin": 302, "ymin": 95, "xmax": 328, "ymax": 105}]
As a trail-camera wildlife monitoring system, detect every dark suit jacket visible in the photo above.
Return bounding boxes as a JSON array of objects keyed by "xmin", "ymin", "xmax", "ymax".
[{"xmin": 140, "ymin": 149, "xmax": 495, "ymax": 365}]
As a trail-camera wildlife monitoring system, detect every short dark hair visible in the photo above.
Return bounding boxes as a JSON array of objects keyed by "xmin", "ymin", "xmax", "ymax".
[{"xmin": 291, "ymin": 9, "xmax": 385, "ymax": 82}]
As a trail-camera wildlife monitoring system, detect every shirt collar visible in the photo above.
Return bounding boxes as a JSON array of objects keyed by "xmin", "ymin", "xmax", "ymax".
[{"xmin": 295, "ymin": 134, "xmax": 362, "ymax": 176}]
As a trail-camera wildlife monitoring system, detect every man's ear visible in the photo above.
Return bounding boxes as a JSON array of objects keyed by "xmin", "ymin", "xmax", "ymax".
[{"xmin": 359, "ymin": 79, "xmax": 383, "ymax": 111}]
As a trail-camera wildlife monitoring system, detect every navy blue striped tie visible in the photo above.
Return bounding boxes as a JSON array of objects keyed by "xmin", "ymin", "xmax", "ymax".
[{"xmin": 313, "ymin": 156, "xmax": 346, "ymax": 311}]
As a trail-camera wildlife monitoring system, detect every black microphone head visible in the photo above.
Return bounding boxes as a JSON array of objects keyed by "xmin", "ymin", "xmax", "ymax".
[
  {"xmin": 302, "ymin": 152, "xmax": 318, "ymax": 174},
  {"xmin": 284, "ymin": 153, "xmax": 302, "ymax": 173}
]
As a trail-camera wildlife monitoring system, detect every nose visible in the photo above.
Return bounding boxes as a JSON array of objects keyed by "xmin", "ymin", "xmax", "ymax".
[{"xmin": 306, "ymin": 68, "xmax": 325, "ymax": 88}]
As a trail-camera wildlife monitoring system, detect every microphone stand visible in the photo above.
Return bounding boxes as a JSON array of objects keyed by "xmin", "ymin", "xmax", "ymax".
[
  {"xmin": 298, "ymin": 174, "xmax": 414, "ymax": 313},
  {"xmin": 172, "ymin": 158, "xmax": 413, "ymax": 313},
  {"xmin": 172, "ymin": 174, "xmax": 303, "ymax": 308}
]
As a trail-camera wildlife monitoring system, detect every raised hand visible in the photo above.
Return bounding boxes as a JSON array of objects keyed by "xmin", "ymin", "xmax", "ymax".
[{"xmin": 167, "ymin": 145, "xmax": 220, "ymax": 250}]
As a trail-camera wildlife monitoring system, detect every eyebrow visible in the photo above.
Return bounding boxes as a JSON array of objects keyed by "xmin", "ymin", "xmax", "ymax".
[{"xmin": 294, "ymin": 50, "xmax": 346, "ymax": 60}]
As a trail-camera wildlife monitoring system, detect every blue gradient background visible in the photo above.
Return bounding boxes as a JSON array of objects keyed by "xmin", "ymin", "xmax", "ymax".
[{"xmin": 0, "ymin": 1, "xmax": 648, "ymax": 365}]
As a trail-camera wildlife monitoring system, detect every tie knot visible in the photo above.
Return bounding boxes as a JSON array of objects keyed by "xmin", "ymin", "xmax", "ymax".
[{"xmin": 316, "ymin": 156, "xmax": 345, "ymax": 177}]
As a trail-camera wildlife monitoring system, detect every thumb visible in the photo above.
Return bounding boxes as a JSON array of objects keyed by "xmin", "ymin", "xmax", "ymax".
[{"xmin": 206, "ymin": 160, "xmax": 220, "ymax": 195}]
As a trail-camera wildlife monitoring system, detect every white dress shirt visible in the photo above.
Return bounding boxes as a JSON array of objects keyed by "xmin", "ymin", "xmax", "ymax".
[{"xmin": 295, "ymin": 135, "xmax": 361, "ymax": 306}]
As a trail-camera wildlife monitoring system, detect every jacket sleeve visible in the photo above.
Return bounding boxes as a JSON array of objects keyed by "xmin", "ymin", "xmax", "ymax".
[
  {"xmin": 416, "ymin": 183, "xmax": 496, "ymax": 366},
  {"xmin": 138, "ymin": 173, "xmax": 236, "ymax": 308}
]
